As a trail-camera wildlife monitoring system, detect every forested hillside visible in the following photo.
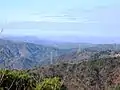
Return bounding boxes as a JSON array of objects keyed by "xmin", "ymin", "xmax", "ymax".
[
  {"xmin": 0, "ymin": 39, "xmax": 75, "ymax": 69},
  {"xmin": 1, "ymin": 57, "xmax": 120, "ymax": 90},
  {"xmin": 0, "ymin": 39, "xmax": 120, "ymax": 89},
  {"xmin": 31, "ymin": 57, "xmax": 120, "ymax": 90}
]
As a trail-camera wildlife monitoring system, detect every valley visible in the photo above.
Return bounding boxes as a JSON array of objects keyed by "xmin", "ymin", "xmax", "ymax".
[{"xmin": 0, "ymin": 39, "xmax": 120, "ymax": 89}]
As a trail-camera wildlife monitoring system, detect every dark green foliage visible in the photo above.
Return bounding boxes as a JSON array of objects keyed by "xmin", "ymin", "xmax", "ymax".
[
  {"xmin": 0, "ymin": 69, "xmax": 35, "ymax": 90},
  {"xmin": 35, "ymin": 77, "xmax": 66, "ymax": 90},
  {"xmin": 0, "ymin": 70, "xmax": 66, "ymax": 90}
]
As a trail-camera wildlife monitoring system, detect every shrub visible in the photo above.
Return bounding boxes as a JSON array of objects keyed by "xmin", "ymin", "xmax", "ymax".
[
  {"xmin": 35, "ymin": 77, "xmax": 65, "ymax": 90},
  {"xmin": 0, "ymin": 69, "xmax": 35, "ymax": 90}
]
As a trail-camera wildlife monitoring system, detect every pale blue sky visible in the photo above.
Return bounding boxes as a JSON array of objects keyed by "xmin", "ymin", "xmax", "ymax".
[{"xmin": 0, "ymin": 0, "xmax": 120, "ymax": 40}]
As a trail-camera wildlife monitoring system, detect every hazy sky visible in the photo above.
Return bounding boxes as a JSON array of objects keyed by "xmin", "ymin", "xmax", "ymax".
[{"xmin": 0, "ymin": 0, "xmax": 120, "ymax": 38}]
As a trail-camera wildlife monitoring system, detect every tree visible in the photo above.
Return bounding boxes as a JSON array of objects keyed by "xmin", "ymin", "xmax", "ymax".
[{"xmin": 35, "ymin": 77, "xmax": 67, "ymax": 90}]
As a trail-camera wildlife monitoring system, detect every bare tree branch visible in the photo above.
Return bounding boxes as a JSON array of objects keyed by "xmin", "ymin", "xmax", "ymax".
[{"xmin": 8, "ymin": 79, "xmax": 15, "ymax": 90}]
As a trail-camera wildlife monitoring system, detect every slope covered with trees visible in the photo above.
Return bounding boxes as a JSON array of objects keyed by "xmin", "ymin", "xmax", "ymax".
[
  {"xmin": 1, "ymin": 57, "xmax": 120, "ymax": 90},
  {"xmin": 0, "ymin": 39, "xmax": 75, "ymax": 69},
  {"xmin": 31, "ymin": 57, "xmax": 120, "ymax": 90}
]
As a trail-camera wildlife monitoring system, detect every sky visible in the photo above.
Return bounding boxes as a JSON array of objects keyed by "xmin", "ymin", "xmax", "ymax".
[{"xmin": 0, "ymin": 0, "xmax": 120, "ymax": 40}]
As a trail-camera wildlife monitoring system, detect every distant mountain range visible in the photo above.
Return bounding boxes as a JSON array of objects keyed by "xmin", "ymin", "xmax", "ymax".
[
  {"xmin": 0, "ymin": 36, "xmax": 94, "ymax": 49},
  {"xmin": 1, "ymin": 38, "xmax": 120, "ymax": 90},
  {"xmin": 0, "ymin": 37, "xmax": 120, "ymax": 69},
  {"xmin": 0, "ymin": 38, "xmax": 78, "ymax": 69}
]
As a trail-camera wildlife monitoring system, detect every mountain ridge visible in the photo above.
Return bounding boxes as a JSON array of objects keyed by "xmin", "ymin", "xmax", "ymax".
[{"xmin": 0, "ymin": 38, "xmax": 75, "ymax": 69}]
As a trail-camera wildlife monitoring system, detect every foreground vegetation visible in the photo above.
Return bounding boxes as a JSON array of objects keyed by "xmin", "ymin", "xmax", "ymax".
[
  {"xmin": 0, "ymin": 69, "xmax": 66, "ymax": 90},
  {"xmin": 31, "ymin": 57, "xmax": 120, "ymax": 90},
  {"xmin": 1, "ymin": 57, "xmax": 120, "ymax": 90}
]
